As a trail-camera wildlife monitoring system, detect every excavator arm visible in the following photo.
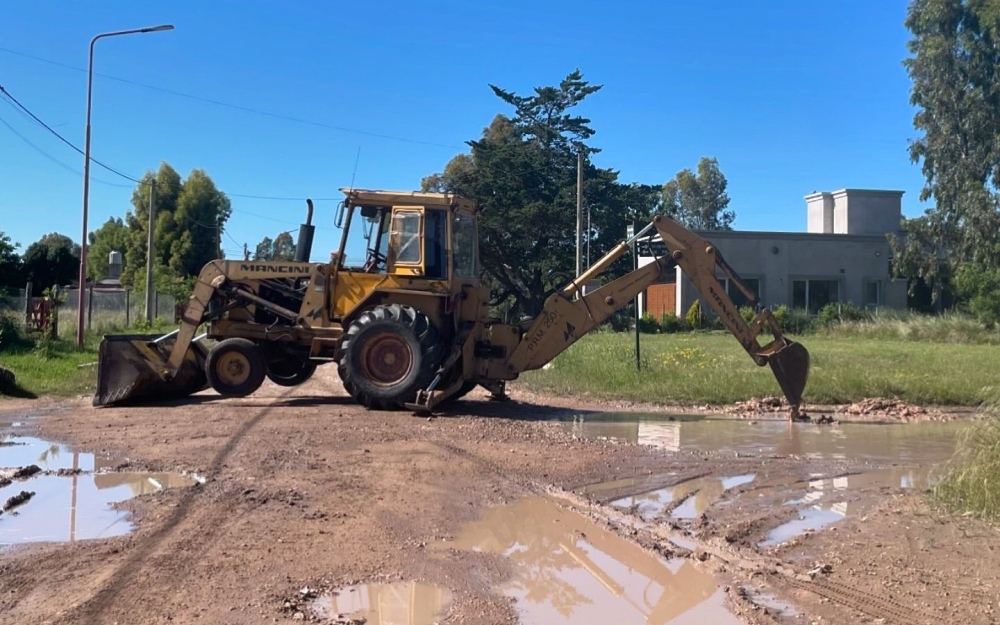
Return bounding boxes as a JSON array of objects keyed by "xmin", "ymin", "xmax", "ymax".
[{"xmin": 502, "ymin": 215, "xmax": 810, "ymax": 416}]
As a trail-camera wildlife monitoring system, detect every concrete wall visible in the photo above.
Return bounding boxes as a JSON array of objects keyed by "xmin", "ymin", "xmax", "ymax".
[
  {"xmin": 806, "ymin": 189, "xmax": 903, "ymax": 236},
  {"xmin": 638, "ymin": 230, "xmax": 907, "ymax": 316},
  {"xmin": 670, "ymin": 231, "xmax": 906, "ymax": 315}
]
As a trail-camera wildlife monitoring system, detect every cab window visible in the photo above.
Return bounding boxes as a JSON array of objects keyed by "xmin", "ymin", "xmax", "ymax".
[{"xmin": 389, "ymin": 210, "xmax": 422, "ymax": 264}]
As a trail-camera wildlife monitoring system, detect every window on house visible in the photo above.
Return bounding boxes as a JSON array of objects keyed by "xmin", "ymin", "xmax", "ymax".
[
  {"xmin": 722, "ymin": 278, "xmax": 760, "ymax": 308},
  {"xmin": 792, "ymin": 279, "xmax": 841, "ymax": 313},
  {"xmin": 864, "ymin": 280, "xmax": 881, "ymax": 308}
]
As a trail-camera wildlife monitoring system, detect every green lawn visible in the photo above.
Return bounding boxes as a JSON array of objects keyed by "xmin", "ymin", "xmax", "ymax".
[
  {"xmin": 0, "ymin": 341, "xmax": 98, "ymax": 398},
  {"xmin": 518, "ymin": 330, "xmax": 998, "ymax": 406}
]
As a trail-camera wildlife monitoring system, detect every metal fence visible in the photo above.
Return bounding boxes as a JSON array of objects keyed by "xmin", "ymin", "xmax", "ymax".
[{"xmin": 0, "ymin": 286, "xmax": 177, "ymax": 339}]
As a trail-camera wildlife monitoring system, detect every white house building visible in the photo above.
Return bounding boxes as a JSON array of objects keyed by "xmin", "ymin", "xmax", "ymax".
[{"xmin": 638, "ymin": 189, "xmax": 908, "ymax": 318}]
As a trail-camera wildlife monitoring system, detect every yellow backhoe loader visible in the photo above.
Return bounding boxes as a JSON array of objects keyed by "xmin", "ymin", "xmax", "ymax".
[{"xmin": 93, "ymin": 188, "xmax": 810, "ymax": 417}]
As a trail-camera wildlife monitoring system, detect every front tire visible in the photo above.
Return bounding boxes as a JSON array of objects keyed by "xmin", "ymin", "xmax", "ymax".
[
  {"xmin": 337, "ymin": 304, "xmax": 441, "ymax": 410},
  {"xmin": 205, "ymin": 338, "xmax": 266, "ymax": 397}
]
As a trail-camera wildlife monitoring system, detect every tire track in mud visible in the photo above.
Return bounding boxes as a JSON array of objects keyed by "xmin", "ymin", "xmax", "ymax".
[
  {"xmin": 777, "ymin": 575, "xmax": 934, "ymax": 624},
  {"xmin": 549, "ymin": 478, "xmax": 939, "ymax": 625},
  {"xmin": 53, "ymin": 391, "xmax": 293, "ymax": 625}
]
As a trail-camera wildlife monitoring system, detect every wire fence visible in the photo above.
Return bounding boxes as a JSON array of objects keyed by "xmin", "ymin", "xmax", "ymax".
[{"xmin": 0, "ymin": 286, "xmax": 177, "ymax": 339}]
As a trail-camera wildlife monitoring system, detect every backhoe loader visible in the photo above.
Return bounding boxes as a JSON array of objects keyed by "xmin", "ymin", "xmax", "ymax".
[{"xmin": 93, "ymin": 188, "xmax": 810, "ymax": 417}]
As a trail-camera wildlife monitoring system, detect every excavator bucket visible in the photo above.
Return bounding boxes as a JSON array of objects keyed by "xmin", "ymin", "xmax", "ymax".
[
  {"xmin": 766, "ymin": 340, "xmax": 810, "ymax": 408},
  {"xmin": 93, "ymin": 333, "xmax": 210, "ymax": 407}
]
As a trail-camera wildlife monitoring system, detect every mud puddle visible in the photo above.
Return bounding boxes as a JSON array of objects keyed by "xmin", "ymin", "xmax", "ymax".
[
  {"xmin": 306, "ymin": 582, "xmax": 453, "ymax": 624},
  {"xmin": 564, "ymin": 413, "xmax": 964, "ymax": 463},
  {"xmin": 1, "ymin": 435, "xmax": 200, "ymax": 548},
  {"xmin": 440, "ymin": 495, "xmax": 742, "ymax": 624},
  {"xmin": 568, "ymin": 414, "xmax": 965, "ymax": 548}
]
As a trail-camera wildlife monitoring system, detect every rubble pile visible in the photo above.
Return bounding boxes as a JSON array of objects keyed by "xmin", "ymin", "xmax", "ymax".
[
  {"xmin": 724, "ymin": 396, "xmax": 788, "ymax": 418},
  {"xmin": 837, "ymin": 398, "xmax": 930, "ymax": 420}
]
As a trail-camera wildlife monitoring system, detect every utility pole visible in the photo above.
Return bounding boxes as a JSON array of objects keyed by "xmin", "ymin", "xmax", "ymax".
[
  {"xmin": 144, "ymin": 179, "xmax": 156, "ymax": 323},
  {"xmin": 576, "ymin": 150, "xmax": 583, "ymax": 284},
  {"xmin": 243, "ymin": 243, "xmax": 250, "ymax": 261}
]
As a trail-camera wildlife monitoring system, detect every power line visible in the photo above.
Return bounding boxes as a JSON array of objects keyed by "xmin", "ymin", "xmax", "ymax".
[
  {"xmin": 0, "ymin": 45, "xmax": 463, "ymax": 150},
  {"xmin": 0, "ymin": 111, "xmax": 134, "ymax": 187},
  {"xmin": 0, "ymin": 84, "xmax": 140, "ymax": 183},
  {"xmin": 0, "ymin": 84, "xmax": 350, "ymax": 206}
]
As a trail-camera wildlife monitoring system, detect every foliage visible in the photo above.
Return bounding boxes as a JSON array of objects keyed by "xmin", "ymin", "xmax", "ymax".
[
  {"xmin": 819, "ymin": 309, "xmax": 1000, "ymax": 344},
  {"xmin": 0, "ymin": 232, "xmax": 23, "ymax": 291},
  {"xmin": 659, "ymin": 312, "xmax": 682, "ymax": 333},
  {"xmin": 662, "ymin": 157, "xmax": 735, "ymax": 230},
  {"xmin": 253, "ymin": 231, "xmax": 296, "ymax": 261},
  {"xmin": 738, "ymin": 305, "xmax": 756, "ymax": 326},
  {"xmin": 887, "ymin": 211, "xmax": 956, "ymax": 310},
  {"xmin": 519, "ymin": 331, "xmax": 1000, "ymax": 406},
  {"xmin": 933, "ymin": 411, "xmax": 1000, "ymax": 522},
  {"xmin": 904, "ymin": 0, "xmax": 1000, "ymax": 269},
  {"xmin": 87, "ymin": 217, "xmax": 130, "ymax": 282},
  {"xmin": 817, "ymin": 302, "xmax": 872, "ymax": 327},
  {"xmin": 122, "ymin": 163, "xmax": 232, "ymax": 289},
  {"xmin": 638, "ymin": 312, "xmax": 660, "ymax": 333},
  {"xmin": 22, "ymin": 233, "xmax": 80, "ymax": 290},
  {"xmin": 955, "ymin": 260, "xmax": 1000, "ymax": 327},
  {"xmin": 423, "ymin": 70, "xmax": 661, "ymax": 319},
  {"xmin": 685, "ymin": 300, "xmax": 703, "ymax": 330},
  {"xmin": 0, "ymin": 312, "xmax": 28, "ymax": 351}
]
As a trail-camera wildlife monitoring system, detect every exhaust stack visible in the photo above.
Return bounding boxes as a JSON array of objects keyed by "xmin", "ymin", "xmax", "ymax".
[{"xmin": 294, "ymin": 199, "xmax": 315, "ymax": 263}]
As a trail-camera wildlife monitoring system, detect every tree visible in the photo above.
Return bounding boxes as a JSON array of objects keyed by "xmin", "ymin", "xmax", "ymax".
[
  {"xmin": 122, "ymin": 163, "xmax": 232, "ymax": 292},
  {"xmin": 253, "ymin": 236, "xmax": 275, "ymax": 261},
  {"xmin": 904, "ymin": 0, "xmax": 1000, "ymax": 266},
  {"xmin": 423, "ymin": 70, "xmax": 653, "ymax": 319},
  {"xmin": 887, "ymin": 210, "xmax": 957, "ymax": 312},
  {"xmin": 22, "ymin": 233, "xmax": 80, "ymax": 290},
  {"xmin": 661, "ymin": 157, "xmax": 735, "ymax": 230},
  {"xmin": 0, "ymin": 232, "xmax": 22, "ymax": 292},
  {"xmin": 87, "ymin": 217, "xmax": 130, "ymax": 282},
  {"xmin": 252, "ymin": 231, "xmax": 296, "ymax": 261}
]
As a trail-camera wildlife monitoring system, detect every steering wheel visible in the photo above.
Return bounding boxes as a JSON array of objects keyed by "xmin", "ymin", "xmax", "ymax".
[{"xmin": 363, "ymin": 248, "xmax": 387, "ymax": 272}]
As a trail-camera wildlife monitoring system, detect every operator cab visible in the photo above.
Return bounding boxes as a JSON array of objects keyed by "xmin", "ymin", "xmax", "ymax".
[{"xmin": 335, "ymin": 189, "xmax": 479, "ymax": 282}]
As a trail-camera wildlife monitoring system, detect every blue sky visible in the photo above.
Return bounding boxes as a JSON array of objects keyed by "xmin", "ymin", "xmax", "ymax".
[{"xmin": 1, "ymin": 0, "xmax": 927, "ymax": 264}]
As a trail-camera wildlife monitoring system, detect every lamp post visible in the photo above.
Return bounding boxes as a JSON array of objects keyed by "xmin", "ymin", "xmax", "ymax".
[{"xmin": 76, "ymin": 24, "xmax": 174, "ymax": 347}]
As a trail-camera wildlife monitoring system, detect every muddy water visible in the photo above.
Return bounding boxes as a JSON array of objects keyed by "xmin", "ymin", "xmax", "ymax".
[
  {"xmin": 564, "ymin": 414, "xmax": 963, "ymax": 466},
  {"xmin": 566, "ymin": 415, "xmax": 967, "ymax": 548},
  {"xmin": 308, "ymin": 582, "xmax": 452, "ymax": 625},
  {"xmin": 1, "ymin": 436, "xmax": 199, "ymax": 547},
  {"xmin": 442, "ymin": 495, "xmax": 742, "ymax": 625}
]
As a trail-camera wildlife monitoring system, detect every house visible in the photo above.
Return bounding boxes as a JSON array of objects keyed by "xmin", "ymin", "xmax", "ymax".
[{"xmin": 638, "ymin": 189, "xmax": 908, "ymax": 318}]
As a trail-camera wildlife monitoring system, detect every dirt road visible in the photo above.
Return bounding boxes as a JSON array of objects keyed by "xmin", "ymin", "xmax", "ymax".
[{"xmin": 1, "ymin": 367, "xmax": 997, "ymax": 624}]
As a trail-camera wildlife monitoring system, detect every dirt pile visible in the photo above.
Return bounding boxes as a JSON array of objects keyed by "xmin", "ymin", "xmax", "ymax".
[
  {"xmin": 836, "ymin": 397, "xmax": 936, "ymax": 421},
  {"xmin": 723, "ymin": 396, "xmax": 789, "ymax": 418}
]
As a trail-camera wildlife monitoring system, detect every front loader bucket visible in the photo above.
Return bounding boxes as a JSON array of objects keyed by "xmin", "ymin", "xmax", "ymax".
[
  {"xmin": 93, "ymin": 334, "xmax": 210, "ymax": 407},
  {"xmin": 766, "ymin": 340, "xmax": 810, "ymax": 408}
]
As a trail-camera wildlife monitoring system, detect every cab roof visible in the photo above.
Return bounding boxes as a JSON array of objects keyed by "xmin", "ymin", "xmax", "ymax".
[{"xmin": 341, "ymin": 188, "xmax": 478, "ymax": 214}]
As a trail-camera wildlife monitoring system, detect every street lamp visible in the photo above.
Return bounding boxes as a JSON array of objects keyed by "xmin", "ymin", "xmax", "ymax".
[{"xmin": 76, "ymin": 24, "xmax": 174, "ymax": 347}]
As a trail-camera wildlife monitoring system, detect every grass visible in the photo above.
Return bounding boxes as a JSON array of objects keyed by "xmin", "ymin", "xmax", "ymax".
[
  {"xmin": 518, "ymin": 329, "xmax": 1000, "ymax": 406},
  {"xmin": 932, "ymin": 412, "xmax": 1000, "ymax": 522},
  {"xmin": 817, "ymin": 310, "xmax": 1000, "ymax": 345},
  {"xmin": 0, "ymin": 312, "xmax": 178, "ymax": 400}
]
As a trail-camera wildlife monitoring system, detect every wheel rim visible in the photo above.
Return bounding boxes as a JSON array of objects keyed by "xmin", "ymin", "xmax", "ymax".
[
  {"xmin": 216, "ymin": 352, "xmax": 251, "ymax": 386},
  {"xmin": 360, "ymin": 332, "xmax": 413, "ymax": 386}
]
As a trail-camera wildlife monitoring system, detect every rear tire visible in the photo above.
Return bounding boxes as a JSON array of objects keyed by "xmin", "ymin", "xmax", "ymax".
[
  {"xmin": 206, "ymin": 338, "xmax": 266, "ymax": 397},
  {"xmin": 338, "ymin": 304, "xmax": 441, "ymax": 410}
]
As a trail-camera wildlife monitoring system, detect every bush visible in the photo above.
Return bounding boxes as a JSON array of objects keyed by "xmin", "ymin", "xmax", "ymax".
[
  {"xmin": 638, "ymin": 312, "xmax": 660, "ymax": 334},
  {"xmin": 0, "ymin": 313, "xmax": 27, "ymax": 351},
  {"xmin": 685, "ymin": 300, "xmax": 704, "ymax": 330},
  {"xmin": 659, "ymin": 312, "xmax": 682, "ymax": 333},
  {"xmin": 739, "ymin": 305, "xmax": 756, "ymax": 326},
  {"xmin": 818, "ymin": 302, "xmax": 873, "ymax": 327}
]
